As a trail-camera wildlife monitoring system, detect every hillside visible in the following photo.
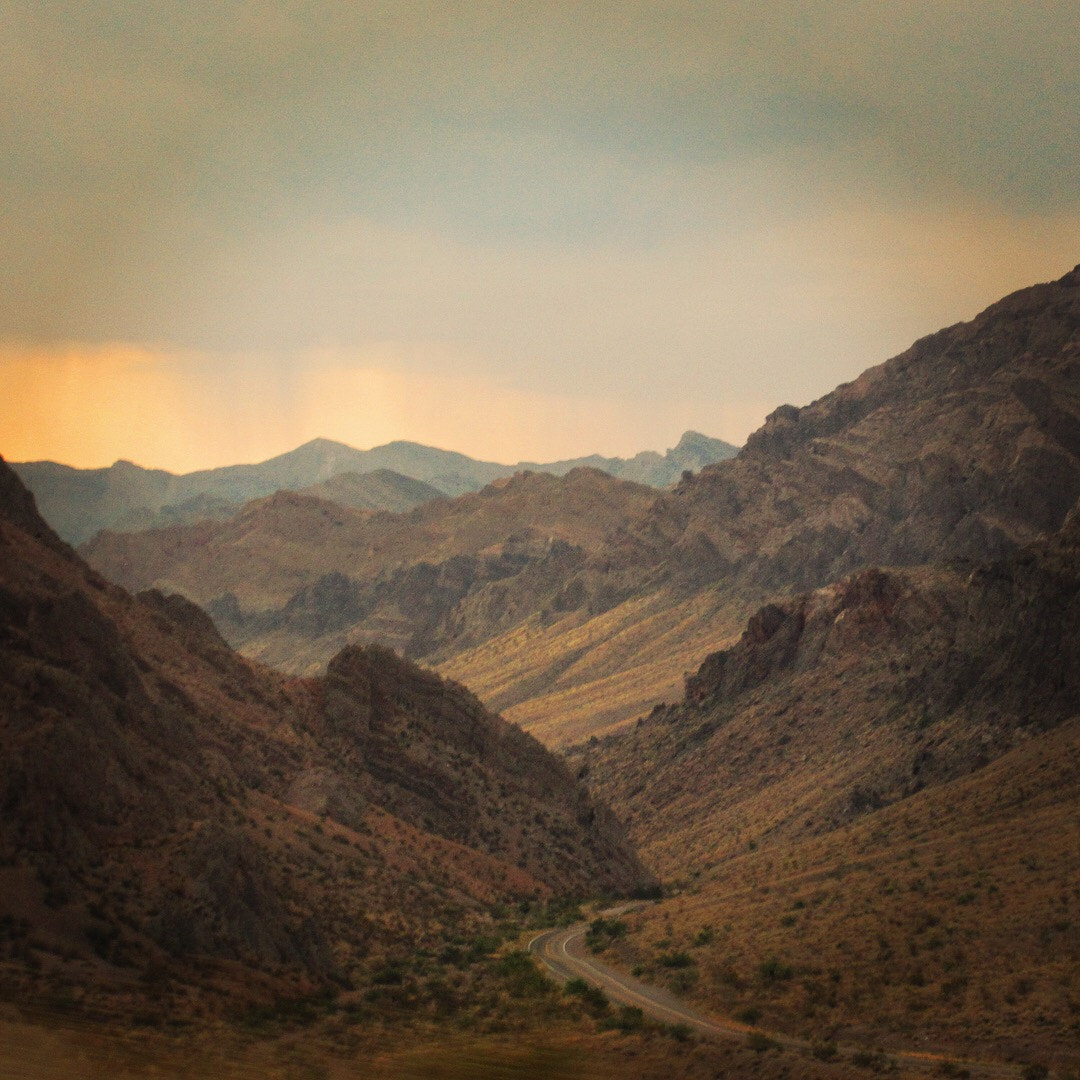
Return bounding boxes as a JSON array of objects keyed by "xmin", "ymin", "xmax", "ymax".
[
  {"xmin": 14, "ymin": 431, "xmax": 737, "ymax": 545},
  {"xmin": 573, "ymin": 513, "xmax": 1080, "ymax": 1066},
  {"xmin": 81, "ymin": 468, "xmax": 662, "ymax": 661},
  {"xmin": 80, "ymin": 266, "xmax": 1080, "ymax": 748},
  {"xmin": 0, "ymin": 456, "xmax": 650, "ymax": 1019},
  {"xmin": 296, "ymin": 468, "xmax": 447, "ymax": 512}
]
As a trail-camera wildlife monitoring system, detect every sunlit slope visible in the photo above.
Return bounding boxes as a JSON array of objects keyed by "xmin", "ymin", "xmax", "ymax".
[
  {"xmin": 439, "ymin": 589, "xmax": 750, "ymax": 746},
  {"xmin": 578, "ymin": 511, "xmax": 1080, "ymax": 1067}
]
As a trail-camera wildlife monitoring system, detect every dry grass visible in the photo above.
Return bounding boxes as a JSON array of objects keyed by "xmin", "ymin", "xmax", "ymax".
[
  {"xmin": 0, "ymin": 1008, "xmax": 915, "ymax": 1080},
  {"xmin": 595, "ymin": 719, "xmax": 1080, "ymax": 1071},
  {"xmin": 440, "ymin": 589, "xmax": 748, "ymax": 747}
]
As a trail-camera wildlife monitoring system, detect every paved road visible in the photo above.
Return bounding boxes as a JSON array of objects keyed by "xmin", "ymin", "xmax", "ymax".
[{"xmin": 528, "ymin": 906, "xmax": 1020, "ymax": 1078}]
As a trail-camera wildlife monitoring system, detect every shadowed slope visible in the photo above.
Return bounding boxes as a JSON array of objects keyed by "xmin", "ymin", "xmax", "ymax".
[{"xmin": 0, "ymin": 456, "xmax": 650, "ymax": 1017}]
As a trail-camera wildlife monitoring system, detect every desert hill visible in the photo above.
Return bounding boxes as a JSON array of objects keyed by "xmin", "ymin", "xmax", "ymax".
[
  {"xmin": 296, "ymin": 468, "xmax": 447, "ymax": 512},
  {"xmin": 81, "ymin": 266, "xmax": 1080, "ymax": 748},
  {"xmin": 570, "ymin": 509, "xmax": 1080, "ymax": 1066},
  {"xmin": 14, "ymin": 431, "xmax": 737, "ymax": 545},
  {"xmin": 0, "ymin": 456, "xmax": 650, "ymax": 1017}
]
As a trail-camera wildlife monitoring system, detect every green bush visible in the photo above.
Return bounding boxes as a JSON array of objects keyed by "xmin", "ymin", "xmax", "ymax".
[
  {"xmin": 938, "ymin": 1062, "xmax": 970, "ymax": 1079},
  {"xmin": 734, "ymin": 1005, "xmax": 762, "ymax": 1024},
  {"xmin": 496, "ymin": 951, "xmax": 551, "ymax": 997},
  {"xmin": 693, "ymin": 925, "xmax": 716, "ymax": 946},
  {"xmin": 658, "ymin": 950, "xmax": 694, "ymax": 969},
  {"xmin": 600, "ymin": 1005, "xmax": 645, "ymax": 1033},
  {"xmin": 563, "ymin": 978, "xmax": 608, "ymax": 1012},
  {"xmin": 851, "ymin": 1049, "xmax": 890, "ymax": 1072}
]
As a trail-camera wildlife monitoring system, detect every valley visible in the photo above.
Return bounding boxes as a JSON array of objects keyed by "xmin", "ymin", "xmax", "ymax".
[{"xmin": 4, "ymin": 266, "xmax": 1080, "ymax": 1078}]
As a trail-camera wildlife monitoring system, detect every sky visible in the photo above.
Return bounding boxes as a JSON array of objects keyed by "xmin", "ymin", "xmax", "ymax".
[{"xmin": 2, "ymin": 2, "xmax": 1078, "ymax": 471}]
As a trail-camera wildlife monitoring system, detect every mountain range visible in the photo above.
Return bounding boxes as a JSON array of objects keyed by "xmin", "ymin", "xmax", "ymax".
[
  {"xmin": 82, "ymin": 266, "xmax": 1080, "ymax": 748},
  {"xmin": 13, "ymin": 430, "xmax": 738, "ymax": 545}
]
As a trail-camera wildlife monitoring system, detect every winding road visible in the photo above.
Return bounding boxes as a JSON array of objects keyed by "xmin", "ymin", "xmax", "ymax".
[{"xmin": 528, "ymin": 906, "xmax": 1022, "ymax": 1078}]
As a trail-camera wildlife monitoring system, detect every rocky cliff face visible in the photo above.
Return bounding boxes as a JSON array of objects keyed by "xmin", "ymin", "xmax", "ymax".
[{"xmin": 0, "ymin": 457, "xmax": 650, "ymax": 1013}]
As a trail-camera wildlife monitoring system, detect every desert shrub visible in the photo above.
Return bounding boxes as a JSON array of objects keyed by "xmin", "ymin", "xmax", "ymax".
[
  {"xmin": 600, "ymin": 1005, "xmax": 645, "ymax": 1033},
  {"xmin": 663, "ymin": 1022, "xmax": 693, "ymax": 1041},
  {"xmin": 938, "ymin": 1062, "xmax": 970, "ymax": 1078},
  {"xmin": 467, "ymin": 935, "xmax": 500, "ymax": 962},
  {"xmin": 495, "ymin": 951, "xmax": 550, "ymax": 997},
  {"xmin": 757, "ymin": 956, "xmax": 794, "ymax": 982},
  {"xmin": 694, "ymin": 925, "xmax": 716, "ymax": 946},
  {"xmin": 371, "ymin": 963, "xmax": 404, "ymax": 986},
  {"xmin": 564, "ymin": 978, "xmax": 608, "ymax": 1012},
  {"xmin": 747, "ymin": 1031, "xmax": 777, "ymax": 1052},
  {"xmin": 851, "ymin": 1049, "xmax": 891, "ymax": 1071},
  {"xmin": 658, "ymin": 950, "xmax": 694, "ymax": 969}
]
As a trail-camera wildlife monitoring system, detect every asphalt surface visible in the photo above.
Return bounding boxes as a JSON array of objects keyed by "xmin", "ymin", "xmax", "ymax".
[{"xmin": 528, "ymin": 905, "xmax": 1022, "ymax": 1078}]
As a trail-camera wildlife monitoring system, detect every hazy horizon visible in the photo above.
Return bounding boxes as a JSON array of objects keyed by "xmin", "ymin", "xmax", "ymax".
[{"xmin": 4, "ymin": 4, "xmax": 1078, "ymax": 471}]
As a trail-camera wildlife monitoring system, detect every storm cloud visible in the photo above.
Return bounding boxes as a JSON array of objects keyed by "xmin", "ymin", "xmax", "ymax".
[{"xmin": 3, "ymin": 2, "xmax": 1078, "ymax": 467}]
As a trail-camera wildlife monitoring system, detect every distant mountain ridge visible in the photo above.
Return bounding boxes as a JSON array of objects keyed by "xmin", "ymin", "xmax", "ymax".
[{"xmin": 13, "ymin": 431, "xmax": 738, "ymax": 544}]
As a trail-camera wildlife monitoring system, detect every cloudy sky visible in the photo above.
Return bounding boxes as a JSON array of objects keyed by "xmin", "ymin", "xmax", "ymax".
[{"xmin": 3, "ymin": 2, "xmax": 1078, "ymax": 471}]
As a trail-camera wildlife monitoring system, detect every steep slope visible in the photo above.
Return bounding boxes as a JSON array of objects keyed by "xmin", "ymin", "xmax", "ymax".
[
  {"xmin": 0, "ymin": 456, "xmax": 649, "ymax": 1017},
  {"xmin": 655, "ymin": 264, "xmax": 1080, "ymax": 594},
  {"xmin": 15, "ymin": 431, "xmax": 736, "ymax": 544},
  {"xmin": 79, "ymin": 266, "xmax": 1080, "ymax": 747},
  {"xmin": 573, "ymin": 514, "xmax": 1080, "ymax": 1065}
]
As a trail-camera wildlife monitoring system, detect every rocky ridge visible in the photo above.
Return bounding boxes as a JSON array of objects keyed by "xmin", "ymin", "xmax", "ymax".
[{"xmin": 567, "ymin": 506, "xmax": 1080, "ymax": 1065}]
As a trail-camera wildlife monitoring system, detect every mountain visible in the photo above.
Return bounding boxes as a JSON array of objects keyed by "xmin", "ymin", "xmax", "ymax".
[
  {"xmin": 440, "ymin": 264, "xmax": 1080, "ymax": 740},
  {"xmin": 571, "ymin": 508, "xmax": 1080, "ymax": 1067},
  {"xmin": 81, "ymin": 266, "xmax": 1080, "ymax": 748},
  {"xmin": 13, "ymin": 432, "xmax": 738, "ymax": 545},
  {"xmin": 0, "ymin": 455, "xmax": 650, "ymax": 1018},
  {"xmin": 295, "ymin": 468, "xmax": 447, "ymax": 512}
]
